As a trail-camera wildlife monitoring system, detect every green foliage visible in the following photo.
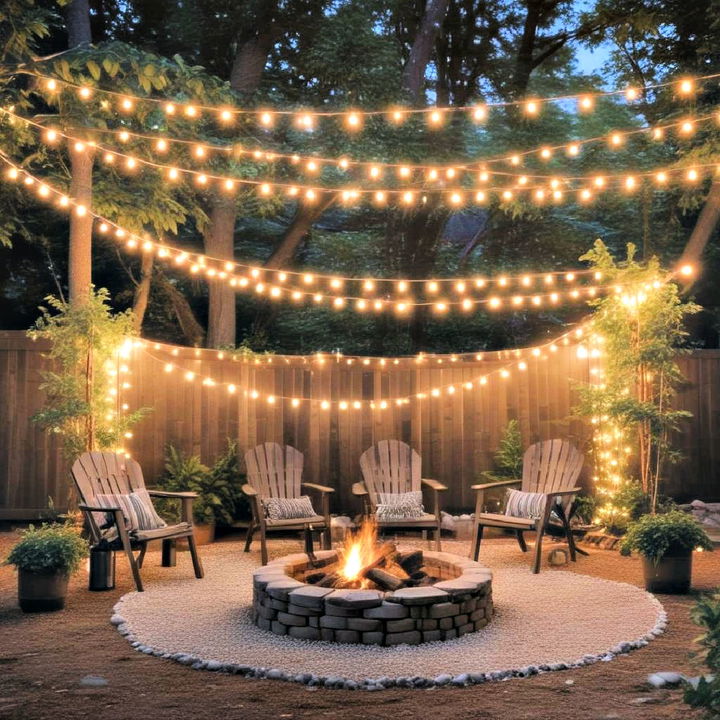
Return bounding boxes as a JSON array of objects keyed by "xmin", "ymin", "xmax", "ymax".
[
  {"xmin": 28, "ymin": 287, "xmax": 149, "ymax": 459},
  {"xmin": 619, "ymin": 510, "xmax": 714, "ymax": 563},
  {"xmin": 155, "ymin": 441, "xmax": 246, "ymax": 525},
  {"xmin": 577, "ymin": 241, "xmax": 700, "ymax": 518},
  {"xmin": 684, "ymin": 589, "xmax": 720, "ymax": 716},
  {"xmin": 4, "ymin": 523, "xmax": 88, "ymax": 575},
  {"xmin": 571, "ymin": 494, "xmax": 597, "ymax": 526},
  {"xmin": 482, "ymin": 419, "xmax": 523, "ymax": 481}
]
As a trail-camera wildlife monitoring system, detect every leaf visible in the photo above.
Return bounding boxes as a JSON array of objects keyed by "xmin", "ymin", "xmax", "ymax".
[{"xmin": 86, "ymin": 60, "xmax": 101, "ymax": 81}]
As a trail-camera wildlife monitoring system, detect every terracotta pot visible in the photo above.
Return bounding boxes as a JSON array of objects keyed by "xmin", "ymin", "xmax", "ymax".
[
  {"xmin": 191, "ymin": 523, "xmax": 215, "ymax": 546},
  {"xmin": 18, "ymin": 569, "xmax": 69, "ymax": 612},
  {"xmin": 642, "ymin": 546, "xmax": 692, "ymax": 594}
]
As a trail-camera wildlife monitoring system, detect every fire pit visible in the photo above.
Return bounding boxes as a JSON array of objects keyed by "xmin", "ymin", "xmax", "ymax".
[{"xmin": 252, "ymin": 521, "xmax": 493, "ymax": 645}]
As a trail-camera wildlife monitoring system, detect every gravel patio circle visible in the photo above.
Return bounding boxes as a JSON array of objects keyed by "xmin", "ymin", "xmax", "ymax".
[{"xmin": 111, "ymin": 540, "xmax": 667, "ymax": 690}]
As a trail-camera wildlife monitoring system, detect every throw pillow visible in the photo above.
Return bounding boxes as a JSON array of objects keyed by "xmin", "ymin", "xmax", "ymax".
[
  {"xmin": 95, "ymin": 489, "xmax": 167, "ymax": 533},
  {"xmin": 504, "ymin": 489, "xmax": 547, "ymax": 520},
  {"xmin": 262, "ymin": 495, "xmax": 316, "ymax": 520},
  {"xmin": 375, "ymin": 490, "xmax": 425, "ymax": 520}
]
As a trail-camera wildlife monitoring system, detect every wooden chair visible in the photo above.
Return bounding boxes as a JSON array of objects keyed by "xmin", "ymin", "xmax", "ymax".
[
  {"xmin": 355, "ymin": 440, "xmax": 447, "ymax": 550},
  {"xmin": 71, "ymin": 451, "xmax": 204, "ymax": 592},
  {"xmin": 470, "ymin": 439, "xmax": 583, "ymax": 573},
  {"xmin": 242, "ymin": 442, "xmax": 334, "ymax": 565}
]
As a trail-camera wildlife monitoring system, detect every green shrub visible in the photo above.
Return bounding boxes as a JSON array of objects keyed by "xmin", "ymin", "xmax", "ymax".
[
  {"xmin": 620, "ymin": 510, "xmax": 714, "ymax": 563},
  {"xmin": 684, "ymin": 589, "xmax": 720, "ymax": 716},
  {"xmin": 481, "ymin": 419, "xmax": 523, "ymax": 482},
  {"xmin": 4, "ymin": 523, "xmax": 88, "ymax": 575},
  {"xmin": 154, "ymin": 441, "xmax": 246, "ymax": 525}
]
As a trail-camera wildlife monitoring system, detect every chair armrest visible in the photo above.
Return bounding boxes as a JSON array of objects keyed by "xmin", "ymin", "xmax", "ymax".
[
  {"xmin": 422, "ymin": 478, "xmax": 447, "ymax": 491},
  {"xmin": 544, "ymin": 487, "xmax": 582, "ymax": 497},
  {"xmin": 471, "ymin": 479, "xmax": 521, "ymax": 491},
  {"xmin": 302, "ymin": 482, "xmax": 335, "ymax": 493},
  {"xmin": 78, "ymin": 503, "xmax": 120, "ymax": 512},
  {"xmin": 352, "ymin": 482, "xmax": 368, "ymax": 496},
  {"xmin": 241, "ymin": 483, "xmax": 258, "ymax": 496},
  {"xmin": 147, "ymin": 490, "xmax": 199, "ymax": 499}
]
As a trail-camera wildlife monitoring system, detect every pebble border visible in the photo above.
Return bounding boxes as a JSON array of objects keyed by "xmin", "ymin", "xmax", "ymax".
[
  {"xmin": 111, "ymin": 584, "xmax": 667, "ymax": 691},
  {"xmin": 251, "ymin": 550, "xmax": 493, "ymax": 645}
]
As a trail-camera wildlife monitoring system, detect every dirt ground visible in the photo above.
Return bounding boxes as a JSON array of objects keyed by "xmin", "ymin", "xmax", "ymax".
[{"xmin": 0, "ymin": 530, "xmax": 718, "ymax": 720}]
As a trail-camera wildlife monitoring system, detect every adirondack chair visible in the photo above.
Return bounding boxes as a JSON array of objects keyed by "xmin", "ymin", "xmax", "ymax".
[
  {"xmin": 354, "ymin": 440, "xmax": 447, "ymax": 550},
  {"xmin": 470, "ymin": 439, "xmax": 584, "ymax": 573},
  {"xmin": 71, "ymin": 451, "xmax": 204, "ymax": 592},
  {"xmin": 242, "ymin": 442, "xmax": 334, "ymax": 565}
]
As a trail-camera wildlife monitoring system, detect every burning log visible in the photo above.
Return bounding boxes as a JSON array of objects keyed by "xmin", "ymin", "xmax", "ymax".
[
  {"xmin": 317, "ymin": 572, "xmax": 342, "ymax": 587},
  {"xmin": 364, "ymin": 568, "xmax": 404, "ymax": 591},
  {"xmin": 398, "ymin": 550, "xmax": 424, "ymax": 575}
]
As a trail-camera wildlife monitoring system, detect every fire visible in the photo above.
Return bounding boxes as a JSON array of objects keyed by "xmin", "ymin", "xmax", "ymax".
[{"xmin": 339, "ymin": 518, "xmax": 381, "ymax": 585}]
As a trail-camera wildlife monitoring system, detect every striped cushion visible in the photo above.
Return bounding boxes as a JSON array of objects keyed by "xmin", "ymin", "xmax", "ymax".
[
  {"xmin": 95, "ymin": 489, "xmax": 167, "ymax": 533},
  {"xmin": 504, "ymin": 489, "xmax": 547, "ymax": 520},
  {"xmin": 376, "ymin": 491, "xmax": 424, "ymax": 520},
  {"xmin": 262, "ymin": 495, "xmax": 316, "ymax": 520}
]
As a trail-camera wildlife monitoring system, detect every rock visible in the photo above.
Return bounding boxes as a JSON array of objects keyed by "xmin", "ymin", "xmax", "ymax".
[
  {"xmin": 631, "ymin": 696, "xmax": 662, "ymax": 705},
  {"xmin": 433, "ymin": 674, "xmax": 453, "ymax": 685},
  {"xmin": 266, "ymin": 668, "xmax": 285, "ymax": 680},
  {"xmin": 79, "ymin": 675, "xmax": 108, "ymax": 688},
  {"xmin": 647, "ymin": 671, "xmax": 684, "ymax": 688},
  {"xmin": 205, "ymin": 660, "xmax": 223, "ymax": 671},
  {"xmin": 110, "ymin": 614, "xmax": 124, "ymax": 626}
]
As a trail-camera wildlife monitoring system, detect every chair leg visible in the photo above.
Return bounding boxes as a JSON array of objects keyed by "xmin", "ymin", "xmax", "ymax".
[
  {"xmin": 422, "ymin": 529, "xmax": 428, "ymax": 547},
  {"xmin": 532, "ymin": 525, "xmax": 545, "ymax": 574},
  {"xmin": 244, "ymin": 523, "xmax": 256, "ymax": 553},
  {"xmin": 187, "ymin": 533, "xmax": 204, "ymax": 579},
  {"xmin": 259, "ymin": 523, "xmax": 268, "ymax": 565},
  {"xmin": 556, "ymin": 505, "xmax": 578, "ymax": 562},
  {"xmin": 137, "ymin": 544, "xmax": 147, "ymax": 569},
  {"xmin": 119, "ymin": 533, "xmax": 143, "ymax": 592},
  {"xmin": 435, "ymin": 525, "xmax": 441, "ymax": 551},
  {"xmin": 322, "ymin": 527, "xmax": 331, "ymax": 550},
  {"xmin": 471, "ymin": 523, "xmax": 484, "ymax": 561},
  {"xmin": 516, "ymin": 529, "xmax": 528, "ymax": 552}
]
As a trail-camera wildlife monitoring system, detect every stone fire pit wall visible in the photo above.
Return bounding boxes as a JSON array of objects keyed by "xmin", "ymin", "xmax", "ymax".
[{"xmin": 252, "ymin": 550, "xmax": 493, "ymax": 645}]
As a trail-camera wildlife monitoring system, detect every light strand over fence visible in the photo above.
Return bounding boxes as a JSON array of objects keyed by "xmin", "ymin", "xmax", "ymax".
[
  {"xmin": 1, "ymin": 152, "xmax": 632, "ymax": 314},
  {"xmin": 29, "ymin": 69, "xmax": 711, "ymax": 130},
  {"xmin": 131, "ymin": 322, "xmax": 600, "ymax": 409}
]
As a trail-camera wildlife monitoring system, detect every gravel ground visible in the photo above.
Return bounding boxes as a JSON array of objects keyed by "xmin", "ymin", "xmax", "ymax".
[
  {"xmin": 1, "ymin": 530, "xmax": 717, "ymax": 720},
  {"xmin": 114, "ymin": 540, "xmax": 665, "ymax": 687}
]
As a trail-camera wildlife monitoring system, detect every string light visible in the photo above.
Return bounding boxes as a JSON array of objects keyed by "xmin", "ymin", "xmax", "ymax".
[{"xmin": 12, "ymin": 99, "xmax": 720, "ymax": 185}]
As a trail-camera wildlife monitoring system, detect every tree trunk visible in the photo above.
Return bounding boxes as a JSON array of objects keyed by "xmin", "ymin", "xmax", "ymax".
[
  {"xmin": 64, "ymin": 0, "xmax": 92, "ymax": 46},
  {"xmin": 203, "ymin": 10, "xmax": 277, "ymax": 348},
  {"xmin": 67, "ymin": 147, "xmax": 94, "ymax": 304},
  {"xmin": 65, "ymin": 0, "xmax": 93, "ymax": 305},
  {"xmin": 131, "ymin": 251, "xmax": 153, "ymax": 333},
  {"xmin": 265, "ymin": 194, "xmax": 336, "ymax": 268},
  {"xmin": 680, "ymin": 179, "xmax": 720, "ymax": 266},
  {"xmin": 156, "ymin": 275, "xmax": 205, "ymax": 347},
  {"xmin": 402, "ymin": 0, "xmax": 450, "ymax": 103},
  {"xmin": 205, "ymin": 201, "xmax": 237, "ymax": 348}
]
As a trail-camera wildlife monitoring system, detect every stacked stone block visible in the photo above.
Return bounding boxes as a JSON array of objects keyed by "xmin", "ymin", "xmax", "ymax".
[{"xmin": 252, "ymin": 550, "xmax": 493, "ymax": 645}]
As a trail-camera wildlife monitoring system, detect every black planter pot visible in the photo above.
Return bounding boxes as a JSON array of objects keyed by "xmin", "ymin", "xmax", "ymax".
[
  {"xmin": 18, "ymin": 569, "xmax": 69, "ymax": 612},
  {"xmin": 642, "ymin": 546, "xmax": 693, "ymax": 594}
]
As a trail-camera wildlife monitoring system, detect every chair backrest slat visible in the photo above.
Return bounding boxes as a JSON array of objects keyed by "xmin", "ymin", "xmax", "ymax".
[
  {"xmin": 521, "ymin": 439, "xmax": 583, "ymax": 510},
  {"xmin": 359, "ymin": 440, "xmax": 422, "ymax": 505},
  {"xmin": 71, "ymin": 451, "xmax": 146, "ymax": 504},
  {"xmin": 245, "ymin": 443, "xmax": 303, "ymax": 499}
]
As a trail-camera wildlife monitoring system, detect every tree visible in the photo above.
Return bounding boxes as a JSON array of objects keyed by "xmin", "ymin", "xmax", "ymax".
[{"xmin": 577, "ymin": 240, "xmax": 699, "ymax": 516}]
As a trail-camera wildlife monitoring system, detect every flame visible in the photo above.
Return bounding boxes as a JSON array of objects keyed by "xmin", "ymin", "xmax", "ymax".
[{"xmin": 339, "ymin": 518, "xmax": 380, "ymax": 584}]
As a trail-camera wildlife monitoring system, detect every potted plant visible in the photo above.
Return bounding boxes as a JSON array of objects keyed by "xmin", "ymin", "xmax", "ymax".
[
  {"xmin": 4, "ymin": 523, "xmax": 88, "ymax": 612},
  {"xmin": 154, "ymin": 441, "xmax": 246, "ymax": 545},
  {"xmin": 620, "ymin": 510, "xmax": 713, "ymax": 593}
]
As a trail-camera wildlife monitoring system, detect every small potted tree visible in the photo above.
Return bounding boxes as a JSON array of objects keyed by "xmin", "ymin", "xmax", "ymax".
[
  {"xmin": 4, "ymin": 524, "xmax": 88, "ymax": 612},
  {"xmin": 620, "ymin": 510, "xmax": 713, "ymax": 593}
]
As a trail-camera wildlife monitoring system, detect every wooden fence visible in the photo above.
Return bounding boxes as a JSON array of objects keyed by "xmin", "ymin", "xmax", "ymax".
[{"xmin": 1, "ymin": 331, "xmax": 718, "ymax": 519}]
